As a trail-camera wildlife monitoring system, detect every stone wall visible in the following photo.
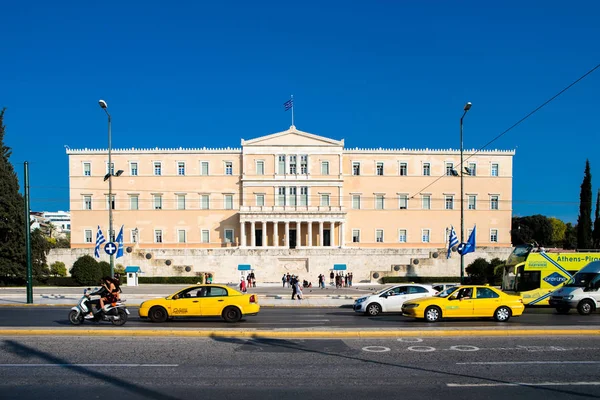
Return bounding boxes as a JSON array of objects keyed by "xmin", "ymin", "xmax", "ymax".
[{"xmin": 48, "ymin": 246, "xmax": 513, "ymax": 284}]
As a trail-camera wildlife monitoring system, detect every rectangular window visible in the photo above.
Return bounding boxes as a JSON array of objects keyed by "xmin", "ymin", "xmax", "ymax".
[
  {"xmin": 352, "ymin": 195, "xmax": 361, "ymax": 210},
  {"xmin": 154, "ymin": 230, "xmax": 163, "ymax": 243},
  {"xmin": 278, "ymin": 155, "xmax": 285, "ymax": 174},
  {"xmin": 490, "ymin": 229, "xmax": 498, "ymax": 243},
  {"xmin": 321, "ymin": 161, "xmax": 329, "ymax": 175},
  {"xmin": 376, "ymin": 195, "xmax": 384, "ymax": 210},
  {"xmin": 83, "ymin": 195, "xmax": 92, "ymax": 210},
  {"xmin": 200, "ymin": 195, "xmax": 209, "ymax": 210},
  {"xmin": 106, "ymin": 162, "xmax": 114, "ymax": 175},
  {"xmin": 398, "ymin": 194, "xmax": 408, "ymax": 209},
  {"xmin": 423, "ymin": 163, "xmax": 431, "ymax": 176},
  {"xmin": 376, "ymin": 162, "xmax": 384, "ymax": 176},
  {"xmin": 225, "ymin": 162, "xmax": 233, "ymax": 175},
  {"xmin": 200, "ymin": 161, "xmax": 209, "ymax": 176},
  {"xmin": 178, "ymin": 230, "xmax": 186, "ymax": 243},
  {"xmin": 376, "ymin": 229, "xmax": 384, "ymax": 243},
  {"xmin": 153, "ymin": 162, "xmax": 162, "ymax": 176},
  {"xmin": 288, "ymin": 187, "xmax": 297, "ymax": 206},
  {"xmin": 445, "ymin": 162, "xmax": 454, "ymax": 176},
  {"xmin": 352, "ymin": 229, "xmax": 360, "ymax": 243},
  {"xmin": 445, "ymin": 195, "xmax": 454, "ymax": 210},
  {"xmin": 300, "ymin": 187, "xmax": 308, "ymax": 206},
  {"xmin": 83, "ymin": 163, "xmax": 91, "ymax": 176},
  {"xmin": 106, "ymin": 195, "xmax": 115, "ymax": 210},
  {"xmin": 84, "ymin": 230, "xmax": 93, "ymax": 243},
  {"xmin": 130, "ymin": 162, "xmax": 138, "ymax": 176},
  {"xmin": 201, "ymin": 229, "xmax": 210, "ymax": 243},
  {"xmin": 256, "ymin": 160, "xmax": 265, "ymax": 175},
  {"xmin": 320, "ymin": 194, "xmax": 330, "ymax": 207},
  {"xmin": 153, "ymin": 195, "xmax": 162, "ymax": 210},
  {"xmin": 422, "ymin": 195, "xmax": 431, "ymax": 210},
  {"xmin": 277, "ymin": 187, "xmax": 286, "ymax": 206},
  {"xmin": 468, "ymin": 162, "xmax": 477, "ymax": 176},
  {"xmin": 256, "ymin": 194, "xmax": 265, "ymax": 207},
  {"xmin": 289, "ymin": 155, "xmax": 297, "ymax": 174},
  {"xmin": 491, "ymin": 195, "xmax": 499, "ymax": 210},
  {"xmin": 177, "ymin": 194, "xmax": 186, "ymax": 210},
  {"xmin": 491, "ymin": 163, "xmax": 499, "ymax": 177},
  {"xmin": 130, "ymin": 195, "xmax": 139, "ymax": 210},
  {"xmin": 224, "ymin": 229, "xmax": 234, "ymax": 243},
  {"xmin": 177, "ymin": 162, "xmax": 185, "ymax": 176},
  {"xmin": 398, "ymin": 229, "xmax": 407, "ymax": 243},
  {"xmin": 422, "ymin": 229, "xmax": 430, "ymax": 243},
  {"xmin": 468, "ymin": 195, "xmax": 477, "ymax": 210},
  {"xmin": 352, "ymin": 162, "xmax": 361, "ymax": 176},
  {"xmin": 224, "ymin": 194, "xmax": 233, "ymax": 210},
  {"xmin": 399, "ymin": 162, "xmax": 407, "ymax": 176},
  {"xmin": 300, "ymin": 155, "xmax": 308, "ymax": 174},
  {"xmin": 131, "ymin": 229, "xmax": 138, "ymax": 243}
]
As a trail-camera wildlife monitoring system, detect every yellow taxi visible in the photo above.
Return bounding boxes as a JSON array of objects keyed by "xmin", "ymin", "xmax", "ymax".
[
  {"xmin": 401, "ymin": 285, "xmax": 524, "ymax": 322},
  {"xmin": 139, "ymin": 284, "xmax": 260, "ymax": 323}
]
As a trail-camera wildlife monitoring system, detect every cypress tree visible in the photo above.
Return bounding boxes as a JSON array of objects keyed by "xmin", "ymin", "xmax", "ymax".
[
  {"xmin": 593, "ymin": 189, "xmax": 600, "ymax": 249},
  {"xmin": 0, "ymin": 108, "xmax": 26, "ymax": 278},
  {"xmin": 577, "ymin": 160, "xmax": 593, "ymax": 249}
]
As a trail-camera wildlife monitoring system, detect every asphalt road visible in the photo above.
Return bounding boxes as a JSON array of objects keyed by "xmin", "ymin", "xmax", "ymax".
[
  {"xmin": 0, "ymin": 336, "xmax": 599, "ymax": 400},
  {"xmin": 1, "ymin": 306, "xmax": 599, "ymax": 329}
]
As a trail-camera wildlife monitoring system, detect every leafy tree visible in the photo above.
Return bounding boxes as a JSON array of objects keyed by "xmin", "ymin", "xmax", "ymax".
[
  {"xmin": 98, "ymin": 261, "xmax": 111, "ymax": 278},
  {"xmin": 30, "ymin": 228, "xmax": 50, "ymax": 280},
  {"xmin": 549, "ymin": 217, "xmax": 567, "ymax": 247},
  {"xmin": 593, "ymin": 190, "xmax": 600, "ymax": 249},
  {"xmin": 577, "ymin": 160, "xmax": 593, "ymax": 249},
  {"xmin": 564, "ymin": 223, "xmax": 578, "ymax": 250},
  {"xmin": 115, "ymin": 264, "xmax": 126, "ymax": 275},
  {"xmin": 70, "ymin": 255, "xmax": 102, "ymax": 285},
  {"xmin": 0, "ymin": 108, "xmax": 26, "ymax": 278},
  {"xmin": 50, "ymin": 261, "xmax": 67, "ymax": 277},
  {"xmin": 511, "ymin": 215, "xmax": 553, "ymax": 246},
  {"xmin": 466, "ymin": 257, "xmax": 505, "ymax": 285}
]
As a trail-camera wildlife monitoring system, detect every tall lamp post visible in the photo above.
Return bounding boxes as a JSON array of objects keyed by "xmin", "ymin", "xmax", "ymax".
[
  {"xmin": 460, "ymin": 101, "xmax": 472, "ymax": 285},
  {"xmin": 99, "ymin": 99, "xmax": 114, "ymax": 278}
]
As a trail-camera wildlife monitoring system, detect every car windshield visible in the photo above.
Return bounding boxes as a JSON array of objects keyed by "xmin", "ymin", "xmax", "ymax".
[
  {"xmin": 564, "ymin": 273, "xmax": 598, "ymax": 288},
  {"xmin": 435, "ymin": 287, "xmax": 459, "ymax": 298}
]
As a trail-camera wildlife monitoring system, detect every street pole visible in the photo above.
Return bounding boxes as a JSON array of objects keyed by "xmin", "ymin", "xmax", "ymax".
[
  {"xmin": 460, "ymin": 102, "xmax": 472, "ymax": 285},
  {"xmin": 99, "ymin": 100, "xmax": 114, "ymax": 278},
  {"xmin": 24, "ymin": 161, "xmax": 33, "ymax": 304}
]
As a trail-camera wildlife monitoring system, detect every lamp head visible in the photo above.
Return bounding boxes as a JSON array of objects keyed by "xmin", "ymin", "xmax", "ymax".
[
  {"xmin": 98, "ymin": 100, "xmax": 108, "ymax": 109},
  {"xmin": 464, "ymin": 102, "xmax": 472, "ymax": 111}
]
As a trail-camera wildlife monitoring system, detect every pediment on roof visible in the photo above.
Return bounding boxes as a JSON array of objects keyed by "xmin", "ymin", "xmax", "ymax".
[{"xmin": 242, "ymin": 126, "xmax": 344, "ymax": 147}]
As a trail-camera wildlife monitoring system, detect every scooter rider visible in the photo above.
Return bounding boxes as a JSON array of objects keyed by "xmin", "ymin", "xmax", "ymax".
[{"xmin": 84, "ymin": 280, "xmax": 108, "ymax": 319}]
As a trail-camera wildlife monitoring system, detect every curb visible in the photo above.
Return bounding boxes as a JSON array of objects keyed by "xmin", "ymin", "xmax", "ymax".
[{"xmin": 0, "ymin": 328, "xmax": 598, "ymax": 338}]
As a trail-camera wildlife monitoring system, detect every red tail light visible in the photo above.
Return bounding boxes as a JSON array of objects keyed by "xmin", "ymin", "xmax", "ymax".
[{"xmin": 249, "ymin": 295, "xmax": 257, "ymax": 303}]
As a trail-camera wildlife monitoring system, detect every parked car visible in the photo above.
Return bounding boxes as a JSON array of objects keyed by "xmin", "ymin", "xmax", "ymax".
[{"xmin": 354, "ymin": 284, "xmax": 437, "ymax": 316}]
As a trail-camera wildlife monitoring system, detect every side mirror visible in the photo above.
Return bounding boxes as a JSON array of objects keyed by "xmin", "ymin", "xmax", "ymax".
[
  {"xmin": 449, "ymin": 295, "xmax": 457, "ymax": 301},
  {"xmin": 173, "ymin": 294, "xmax": 179, "ymax": 300},
  {"xmin": 380, "ymin": 293, "xmax": 388, "ymax": 298}
]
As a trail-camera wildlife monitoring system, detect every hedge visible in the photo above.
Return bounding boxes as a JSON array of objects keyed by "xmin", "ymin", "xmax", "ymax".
[
  {"xmin": 381, "ymin": 276, "xmax": 461, "ymax": 284},
  {"xmin": 138, "ymin": 276, "xmax": 203, "ymax": 284}
]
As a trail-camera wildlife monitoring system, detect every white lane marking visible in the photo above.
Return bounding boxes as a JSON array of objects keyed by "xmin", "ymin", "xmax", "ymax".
[
  {"xmin": 448, "ymin": 382, "xmax": 600, "ymax": 387},
  {"xmin": 397, "ymin": 338, "xmax": 423, "ymax": 343},
  {"xmin": 457, "ymin": 361, "xmax": 600, "ymax": 365},
  {"xmin": 362, "ymin": 346, "xmax": 391, "ymax": 353},
  {"xmin": 449, "ymin": 345, "xmax": 480, "ymax": 352},
  {"xmin": 408, "ymin": 346, "xmax": 436, "ymax": 352},
  {"xmin": 0, "ymin": 364, "xmax": 178, "ymax": 367}
]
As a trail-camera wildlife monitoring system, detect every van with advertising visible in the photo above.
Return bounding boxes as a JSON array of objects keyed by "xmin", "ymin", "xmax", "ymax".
[{"xmin": 549, "ymin": 262, "xmax": 600, "ymax": 315}]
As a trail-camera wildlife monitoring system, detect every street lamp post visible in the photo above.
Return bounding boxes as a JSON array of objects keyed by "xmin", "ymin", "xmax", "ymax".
[
  {"xmin": 99, "ymin": 99, "xmax": 114, "ymax": 278},
  {"xmin": 460, "ymin": 101, "xmax": 472, "ymax": 285}
]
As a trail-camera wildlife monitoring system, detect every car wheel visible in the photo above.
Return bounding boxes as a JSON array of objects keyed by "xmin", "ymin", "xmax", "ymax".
[
  {"xmin": 494, "ymin": 306, "xmax": 512, "ymax": 322},
  {"xmin": 222, "ymin": 306, "xmax": 242, "ymax": 323},
  {"xmin": 365, "ymin": 303, "xmax": 382, "ymax": 316},
  {"xmin": 556, "ymin": 306, "xmax": 570, "ymax": 314},
  {"xmin": 577, "ymin": 300, "xmax": 595, "ymax": 316},
  {"xmin": 424, "ymin": 306, "xmax": 441, "ymax": 323},
  {"xmin": 149, "ymin": 306, "xmax": 168, "ymax": 323}
]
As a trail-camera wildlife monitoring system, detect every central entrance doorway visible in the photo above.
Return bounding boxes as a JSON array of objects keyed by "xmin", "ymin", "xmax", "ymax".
[
  {"xmin": 255, "ymin": 229, "xmax": 263, "ymax": 247},
  {"xmin": 289, "ymin": 229, "xmax": 297, "ymax": 249},
  {"xmin": 323, "ymin": 229, "xmax": 331, "ymax": 246}
]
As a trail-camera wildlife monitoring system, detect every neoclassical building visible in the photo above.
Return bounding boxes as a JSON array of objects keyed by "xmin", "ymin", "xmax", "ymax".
[{"xmin": 67, "ymin": 125, "xmax": 514, "ymax": 254}]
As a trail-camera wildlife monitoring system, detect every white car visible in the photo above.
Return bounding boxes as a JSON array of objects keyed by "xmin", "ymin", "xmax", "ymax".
[{"xmin": 353, "ymin": 284, "xmax": 438, "ymax": 316}]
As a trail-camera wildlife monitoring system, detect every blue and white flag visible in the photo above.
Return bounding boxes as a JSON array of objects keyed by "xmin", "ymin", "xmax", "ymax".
[
  {"xmin": 284, "ymin": 98, "xmax": 293, "ymax": 111},
  {"xmin": 458, "ymin": 225, "xmax": 476, "ymax": 256},
  {"xmin": 116, "ymin": 225, "xmax": 124, "ymax": 259},
  {"xmin": 447, "ymin": 226, "xmax": 459, "ymax": 259},
  {"xmin": 94, "ymin": 226, "xmax": 106, "ymax": 258}
]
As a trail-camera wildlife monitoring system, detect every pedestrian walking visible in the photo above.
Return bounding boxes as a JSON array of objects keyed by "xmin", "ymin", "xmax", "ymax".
[
  {"xmin": 240, "ymin": 278, "xmax": 246, "ymax": 293},
  {"xmin": 291, "ymin": 275, "xmax": 297, "ymax": 299},
  {"xmin": 282, "ymin": 274, "xmax": 286, "ymax": 287},
  {"xmin": 329, "ymin": 271, "xmax": 334, "ymax": 285},
  {"xmin": 295, "ymin": 278, "xmax": 303, "ymax": 301}
]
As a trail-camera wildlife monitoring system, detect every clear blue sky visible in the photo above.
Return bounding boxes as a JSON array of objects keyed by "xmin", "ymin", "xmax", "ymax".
[{"xmin": 1, "ymin": 1, "xmax": 599, "ymax": 223}]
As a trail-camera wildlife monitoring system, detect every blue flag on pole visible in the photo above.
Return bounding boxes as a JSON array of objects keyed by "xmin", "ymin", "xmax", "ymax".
[
  {"xmin": 94, "ymin": 226, "xmax": 106, "ymax": 258},
  {"xmin": 447, "ymin": 226, "xmax": 459, "ymax": 259},
  {"xmin": 458, "ymin": 225, "xmax": 476, "ymax": 256},
  {"xmin": 116, "ymin": 225, "xmax": 124, "ymax": 258}
]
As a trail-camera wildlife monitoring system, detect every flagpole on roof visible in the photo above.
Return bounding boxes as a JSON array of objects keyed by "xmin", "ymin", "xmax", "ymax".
[{"xmin": 291, "ymin": 95, "xmax": 294, "ymax": 127}]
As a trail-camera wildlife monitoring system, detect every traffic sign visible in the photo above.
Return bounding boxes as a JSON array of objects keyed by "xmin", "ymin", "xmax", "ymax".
[{"xmin": 104, "ymin": 242, "xmax": 117, "ymax": 255}]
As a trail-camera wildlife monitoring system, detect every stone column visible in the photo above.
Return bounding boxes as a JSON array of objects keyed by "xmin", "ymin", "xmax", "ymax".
[
  {"xmin": 285, "ymin": 221, "xmax": 290, "ymax": 248},
  {"xmin": 262, "ymin": 221, "xmax": 267, "ymax": 247},
  {"xmin": 319, "ymin": 221, "xmax": 324, "ymax": 247},
  {"xmin": 251, "ymin": 221, "xmax": 256, "ymax": 248},
  {"xmin": 340, "ymin": 221, "xmax": 345, "ymax": 248},
  {"xmin": 308, "ymin": 222, "xmax": 313, "ymax": 247},
  {"xmin": 240, "ymin": 221, "xmax": 246, "ymax": 248},
  {"xmin": 296, "ymin": 221, "xmax": 302, "ymax": 248},
  {"xmin": 330, "ymin": 222, "xmax": 336, "ymax": 247},
  {"xmin": 273, "ymin": 221, "xmax": 279, "ymax": 247}
]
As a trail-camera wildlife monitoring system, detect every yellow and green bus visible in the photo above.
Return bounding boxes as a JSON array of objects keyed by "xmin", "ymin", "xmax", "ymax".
[{"xmin": 501, "ymin": 244, "xmax": 600, "ymax": 305}]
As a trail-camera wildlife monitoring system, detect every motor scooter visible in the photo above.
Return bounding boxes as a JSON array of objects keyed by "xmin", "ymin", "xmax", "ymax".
[{"xmin": 68, "ymin": 287, "xmax": 129, "ymax": 326}]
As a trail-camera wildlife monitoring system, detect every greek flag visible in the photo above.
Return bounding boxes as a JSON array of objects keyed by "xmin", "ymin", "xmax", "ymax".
[
  {"xmin": 94, "ymin": 226, "xmax": 106, "ymax": 258},
  {"xmin": 284, "ymin": 98, "xmax": 293, "ymax": 111},
  {"xmin": 447, "ymin": 226, "xmax": 459, "ymax": 259}
]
